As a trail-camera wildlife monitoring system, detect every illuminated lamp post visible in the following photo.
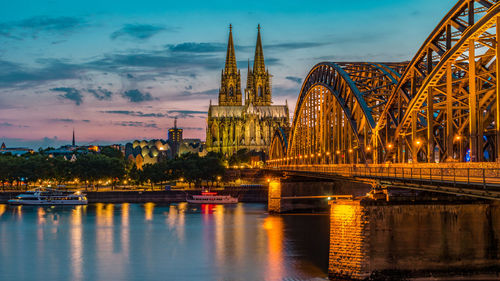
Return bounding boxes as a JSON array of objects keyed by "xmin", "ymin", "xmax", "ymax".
[
  {"xmin": 414, "ymin": 139, "xmax": 422, "ymax": 163},
  {"xmin": 455, "ymin": 135, "xmax": 463, "ymax": 161}
]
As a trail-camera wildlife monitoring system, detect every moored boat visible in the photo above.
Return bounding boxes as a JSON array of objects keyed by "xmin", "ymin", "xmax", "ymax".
[
  {"xmin": 186, "ymin": 191, "xmax": 238, "ymax": 204},
  {"xmin": 8, "ymin": 188, "xmax": 88, "ymax": 205}
]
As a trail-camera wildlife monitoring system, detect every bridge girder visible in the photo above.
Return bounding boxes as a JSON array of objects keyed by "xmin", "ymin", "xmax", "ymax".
[{"xmin": 269, "ymin": 0, "xmax": 500, "ymax": 166}]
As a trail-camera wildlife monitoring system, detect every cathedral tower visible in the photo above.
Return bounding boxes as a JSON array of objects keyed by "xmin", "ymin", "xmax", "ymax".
[
  {"xmin": 246, "ymin": 25, "xmax": 272, "ymax": 106},
  {"xmin": 219, "ymin": 24, "xmax": 242, "ymax": 106}
]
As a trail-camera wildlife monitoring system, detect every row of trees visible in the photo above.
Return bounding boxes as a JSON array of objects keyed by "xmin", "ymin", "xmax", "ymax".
[
  {"xmin": 131, "ymin": 153, "xmax": 225, "ymax": 188},
  {"xmin": 0, "ymin": 149, "xmax": 225, "ymax": 190}
]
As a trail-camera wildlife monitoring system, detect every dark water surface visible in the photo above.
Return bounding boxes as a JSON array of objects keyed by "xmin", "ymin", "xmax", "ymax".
[{"xmin": 0, "ymin": 203, "xmax": 329, "ymax": 281}]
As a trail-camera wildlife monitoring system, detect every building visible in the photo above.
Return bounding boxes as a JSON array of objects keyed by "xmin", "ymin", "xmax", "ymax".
[
  {"xmin": 178, "ymin": 139, "xmax": 207, "ymax": 157},
  {"xmin": 0, "ymin": 142, "xmax": 33, "ymax": 156},
  {"xmin": 124, "ymin": 140, "xmax": 170, "ymax": 169},
  {"xmin": 168, "ymin": 118, "xmax": 183, "ymax": 157},
  {"xmin": 206, "ymin": 25, "xmax": 289, "ymax": 157}
]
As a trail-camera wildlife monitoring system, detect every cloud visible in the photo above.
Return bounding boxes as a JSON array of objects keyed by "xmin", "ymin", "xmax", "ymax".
[
  {"xmin": 102, "ymin": 110, "xmax": 166, "ymax": 117},
  {"xmin": 51, "ymin": 87, "xmax": 83, "ymax": 105},
  {"xmin": 121, "ymin": 89, "xmax": 154, "ymax": 103},
  {"xmin": 87, "ymin": 87, "xmax": 113, "ymax": 100},
  {"xmin": 0, "ymin": 122, "xmax": 14, "ymax": 127},
  {"xmin": 90, "ymin": 52, "xmax": 221, "ymax": 71},
  {"xmin": 0, "ymin": 16, "xmax": 87, "ymax": 39},
  {"xmin": 273, "ymin": 85, "xmax": 300, "ymax": 97},
  {"xmin": 180, "ymin": 88, "xmax": 218, "ymax": 97},
  {"xmin": 167, "ymin": 42, "xmax": 226, "ymax": 53},
  {"xmin": 167, "ymin": 110, "xmax": 207, "ymax": 118},
  {"xmin": 0, "ymin": 59, "xmax": 81, "ymax": 88},
  {"xmin": 285, "ymin": 76, "xmax": 302, "ymax": 84},
  {"xmin": 267, "ymin": 42, "xmax": 329, "ymax": 50},
  {"xmin": 50, "ymin": 118, "xmax": 74, "ymax": 123},
  {"xmin": 182, "ymin": 127, "xmax": 204, "ymax": 131},
  {"xmin": 110, "ymin": 24, "xmax": 171, "ymax": 40},
  {"xmin": 115, "ymin": 121, "xmax": 158, "ymax": 128}
]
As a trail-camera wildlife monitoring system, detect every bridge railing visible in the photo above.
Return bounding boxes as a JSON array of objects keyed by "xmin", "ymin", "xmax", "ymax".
[{"xmin": 275, "ymin": 163, "xmax": 500, "ymax": 189}]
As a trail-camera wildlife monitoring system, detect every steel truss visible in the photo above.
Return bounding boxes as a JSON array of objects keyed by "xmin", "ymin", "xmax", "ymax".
[{"xmin": 269, "ymin": 0, "xmax": 500, "ymax": 166}]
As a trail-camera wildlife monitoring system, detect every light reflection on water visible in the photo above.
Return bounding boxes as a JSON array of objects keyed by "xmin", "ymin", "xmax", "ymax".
[{"xmin": 0, "ymin": 203, "xmax": 329, "ymax": 281}]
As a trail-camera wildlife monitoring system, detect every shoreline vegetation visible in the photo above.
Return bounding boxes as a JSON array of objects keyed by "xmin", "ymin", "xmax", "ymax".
[{"xmin": 0, "ymin": 148, "xmax": 228, "ymax": 191}]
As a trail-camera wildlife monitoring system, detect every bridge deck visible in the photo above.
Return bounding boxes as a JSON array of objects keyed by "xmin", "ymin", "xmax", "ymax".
[{"xmin": 271, "ymin": 163, "xmax": 500, "ymax": 200}]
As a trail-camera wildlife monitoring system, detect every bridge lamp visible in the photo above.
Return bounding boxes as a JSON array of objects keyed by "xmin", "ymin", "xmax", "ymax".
[
  {"xmin": 310, "ymin": 154, "xmax": 314, "ymax": 158},
  {"xmin": 305, "ymin": 155, "xmax": 308, "ymax": 159},
  {"xmin": 336, "ymin": 150, "xmax": 341, "ymax": 155},
  {"xmin": 317, "ymin": 153, "xmax": 321, "ymax": 157},
  {"xmin": 387, "ymin": 143, "xmax": 393, "ymax": 150},
  {"xmin": 455, "ymin": 135, "xmax": 462, "ymax": 141},
  {"xmin": 326, "ymin": 152, "xmax": 330, "ymax": 156},
  {"xmin": 299, "ymin": 155, "xmax": 303, "ymax": 159},
  {"xmin": 415, "ymin": 139, "xmax": 422, "ymax": 146},
  {"xmin": 366, "ymin": 146, "xmax": 371, "ymax": 152},
  {"xmin": 348, "ymin": 148, "xmax": 353, "ymax": 153}
]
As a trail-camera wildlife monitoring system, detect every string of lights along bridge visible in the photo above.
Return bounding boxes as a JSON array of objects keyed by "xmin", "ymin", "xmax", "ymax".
[{"xmin": 268, "ymin": 0, "xmax": 500, "ymax": 194}]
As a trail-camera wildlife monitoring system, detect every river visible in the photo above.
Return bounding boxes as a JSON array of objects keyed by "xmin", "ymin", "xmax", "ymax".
[{"xmin": 0, "ymin": 203, "xmax": 330, "ymax": 281}]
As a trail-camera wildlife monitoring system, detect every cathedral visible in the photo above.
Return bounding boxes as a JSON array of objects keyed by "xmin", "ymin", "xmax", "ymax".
[{"xmin": 206, "ymin": 25, "xmax": 290, "ymax": 157}]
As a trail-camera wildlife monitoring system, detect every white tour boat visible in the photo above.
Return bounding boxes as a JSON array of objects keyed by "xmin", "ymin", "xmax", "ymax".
[
  {"xmin": 186, "ymin": 191, "xmax": 238, "ymax": 204},
  {"xmin": 8, "ymin": 188, "xmax": 88, "ymax": 205}
]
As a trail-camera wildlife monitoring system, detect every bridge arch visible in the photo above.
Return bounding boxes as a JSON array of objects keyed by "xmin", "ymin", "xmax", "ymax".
[
  {"xmin": 378, "ymin": 0, "xmax": 500, "ymax": 163},
  {"xmin": 286, "ymin": 62, "xmax": 405, "ymax": 165},
  {"xmin": 268, "ymin": 127, "xmax": 289, "ymax": 167}
]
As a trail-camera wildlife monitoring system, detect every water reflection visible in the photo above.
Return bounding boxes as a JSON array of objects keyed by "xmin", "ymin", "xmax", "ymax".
[
  {"xmin": 0, "ymin": 203, "xmax": 329, "ymax": 281},
  {"xmin": 144, "ymin": 202, "xmax": 154, "ymax": 221},
  {"xmin": 71, "ymin": 206, "xmax": 83, "ymax": 281},
  {"xmin": 0, "ymin": 204, "xmax": 6, "ymax": 217},
  {"xmin": 263, "ymin": 216, "xmax": 284, "ymax": 281}
]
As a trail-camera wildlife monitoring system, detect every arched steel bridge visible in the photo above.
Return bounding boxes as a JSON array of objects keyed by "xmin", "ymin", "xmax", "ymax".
[{"xmin": 269, "ymin": 0, "xmax": 500, "ymax": 199}]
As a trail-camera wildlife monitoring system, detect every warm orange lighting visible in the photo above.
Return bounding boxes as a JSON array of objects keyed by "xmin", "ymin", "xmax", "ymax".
[
  {"xmin": 326, "ymin": 152, "xmax": 330, "ymax": 156},
  {"xmin": 348, "ymin": 149, "xmax": 353, "ymax": 153},
  {"xmin": 366, "ymin": 146, "xmax": 371, "ymax": 151},
  {"xmin": 310, "ymin": 154, "xmax": 314, "ymax": 158},
  {"xmin": 336, "ymin": 150, "xmax": 340, "ymax": 154},
  {"xmin": 317, "ymin": 153, "xmax": 321, "ymax": 157},
  {"xmin": 267, "ymin": 178, "xmax": 271, "ymax": 183},
  {"xmin": 304, "ymin": 155, "xmax": 308, "ymax": 158},
  {"xmin": 387, "ymin": 143, "xmax": 393, "ymax": 149},
  {"xmin": 299, "ymin": 155, "xmax": 303, "ymax": 159},
  {"xmin": 415, "ymin": 139, "xmax": 422, "ymax": 146},
  {"xmin": 455, "ymin": 135, "xmax": 462, "ymax": 141}
]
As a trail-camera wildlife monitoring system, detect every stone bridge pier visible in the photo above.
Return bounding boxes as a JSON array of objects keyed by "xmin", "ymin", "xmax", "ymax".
[{"xmin": 267, "ymin": 178, "xmax": 371, "ymax": 213}]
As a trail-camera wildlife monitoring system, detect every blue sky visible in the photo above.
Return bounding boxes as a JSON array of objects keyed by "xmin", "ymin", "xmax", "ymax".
[{"xmin": 0, "ymin": 0, "xmax": 455, "ymax": 148}]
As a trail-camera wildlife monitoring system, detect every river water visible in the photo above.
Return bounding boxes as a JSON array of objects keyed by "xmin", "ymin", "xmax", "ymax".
[{"xmin": 0, "ymin": 203, "xmax": 330, "ymax": 281}]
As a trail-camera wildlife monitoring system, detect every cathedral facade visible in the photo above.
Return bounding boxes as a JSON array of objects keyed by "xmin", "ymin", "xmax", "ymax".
[{"xmin": 206, "ymin": 25, "xmax": 289, "ymax": 157}]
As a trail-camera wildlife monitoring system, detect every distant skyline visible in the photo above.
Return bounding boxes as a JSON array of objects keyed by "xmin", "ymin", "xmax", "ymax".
[{"xmin": 0, "ymin": 0, "xmax": 456, "ymax": 148}]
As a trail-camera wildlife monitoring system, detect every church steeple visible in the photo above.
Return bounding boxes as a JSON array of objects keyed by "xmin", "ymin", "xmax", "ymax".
[
  {"xmin": 219, "ymin": 24, "xmax": 242, "ymax": 106},
  {"xmin": 245, "ymin": 24, "xmax": 272, "ymax": 106},
  {"xmin": 224, "ymin": 24, "xmax": 237, "ymax": 75},
  {"xmin": 253, "ymin": 24, "xmax": 265, "ymax": 75},
  {"xmin": 72, "ymin": 129, "xmax": 75, "ymax": 147}
]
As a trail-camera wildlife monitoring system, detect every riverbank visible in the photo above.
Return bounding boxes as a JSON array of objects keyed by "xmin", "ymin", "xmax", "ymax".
[{"xmin": 0, "ymin": 187, "xmax": 268, "ymax": 203}]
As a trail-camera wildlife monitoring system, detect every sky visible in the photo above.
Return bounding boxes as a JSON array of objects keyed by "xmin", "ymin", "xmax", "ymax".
[{"xmin": 0, "ymin": 0, "xmax": 456, "ymax": 149}]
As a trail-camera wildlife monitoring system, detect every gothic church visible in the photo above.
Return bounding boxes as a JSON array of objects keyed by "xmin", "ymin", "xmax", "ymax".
[{"xmin": 206, "ymin": 25, "xmax": 289, "ymax": 156}]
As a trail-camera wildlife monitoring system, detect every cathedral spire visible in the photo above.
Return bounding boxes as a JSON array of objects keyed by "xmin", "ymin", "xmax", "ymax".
[
  {"xmin": 253, "ymin": 24, "xmax": 265, "ymax": 75},
  {"xmin": 219, "ymin": 24, "xmax": 242, "ymax": 106},
  {"xmin": 72, "ymin": 129, "xmax": 75, "ymax": 147},
  {"xmin": 224, "ymin": 24, "xmax": 237, "ymax": 75}
]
